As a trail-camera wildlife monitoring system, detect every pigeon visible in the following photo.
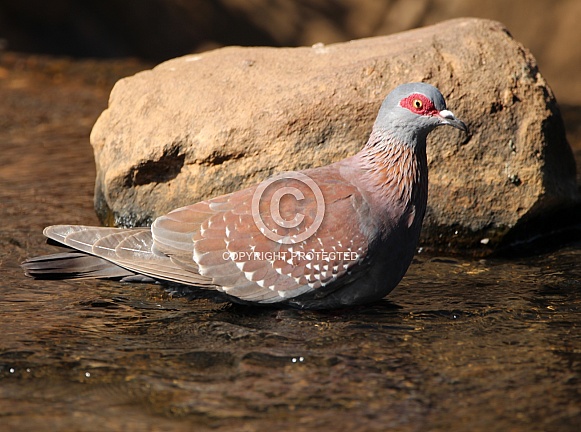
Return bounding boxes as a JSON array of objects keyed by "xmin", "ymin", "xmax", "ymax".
[{"xmin": 22, "ymin": 82, "xmax": 467, "ymax": 309}]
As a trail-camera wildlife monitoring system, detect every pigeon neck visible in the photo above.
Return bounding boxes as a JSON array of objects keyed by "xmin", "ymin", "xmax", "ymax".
[{"xmin": 356, "ymin": 129, "xmax": 428, "ymax": 213}]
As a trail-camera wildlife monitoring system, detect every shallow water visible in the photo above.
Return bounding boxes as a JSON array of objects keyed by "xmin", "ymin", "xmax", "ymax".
[
  {"xmin": 2, "ymin": 252, "xmax": 581, "ymax": 431},
  {"xmin": 1, "ymin": 53, "xmax": 580, "ymax": 431}
]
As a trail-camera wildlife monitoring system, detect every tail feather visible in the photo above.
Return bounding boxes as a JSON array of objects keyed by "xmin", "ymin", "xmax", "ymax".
[
  {"xmin": 23, "ymin": 225, "xmax": 216, "ymax": 287},
  {"xmin": 21, "ymin": 251, "xmax": 136, "ymax": 280}
]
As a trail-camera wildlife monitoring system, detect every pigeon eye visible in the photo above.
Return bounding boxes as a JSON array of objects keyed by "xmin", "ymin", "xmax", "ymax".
[{"xmin": 413, "ymin": 99, "xmax": 423, "ymax": 110}]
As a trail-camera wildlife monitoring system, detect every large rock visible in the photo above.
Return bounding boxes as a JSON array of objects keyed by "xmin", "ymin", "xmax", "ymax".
[{"xmin": 90, "ymin": 18, "xmax": 579, "ymax": 253}]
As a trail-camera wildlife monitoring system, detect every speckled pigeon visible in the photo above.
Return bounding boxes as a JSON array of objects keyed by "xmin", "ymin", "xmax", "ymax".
[{"xmin": 22, "ymin": 83, "xmax": 467, "ymax": 309}]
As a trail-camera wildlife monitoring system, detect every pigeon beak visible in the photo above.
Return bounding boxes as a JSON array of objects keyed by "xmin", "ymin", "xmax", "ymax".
[{"xmin": 438, "ymin": 110, "xmax": 468, "ymax": 132}]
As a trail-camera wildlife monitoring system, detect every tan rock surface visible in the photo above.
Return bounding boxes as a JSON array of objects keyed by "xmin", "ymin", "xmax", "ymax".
[{"xmin": 90, "ymin": 18, "xmax": 579, "ymax": 252}]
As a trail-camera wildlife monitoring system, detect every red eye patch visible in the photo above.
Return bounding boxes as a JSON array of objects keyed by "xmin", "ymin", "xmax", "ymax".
[{"xmin": 399, "ymin": 94, "xmax": 438, "ymax": 115}]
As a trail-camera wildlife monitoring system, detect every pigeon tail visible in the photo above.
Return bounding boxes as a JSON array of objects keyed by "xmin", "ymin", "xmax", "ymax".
[{"xmin": 22, "ymin": 251, "xmax": 136, "ymax": 280}]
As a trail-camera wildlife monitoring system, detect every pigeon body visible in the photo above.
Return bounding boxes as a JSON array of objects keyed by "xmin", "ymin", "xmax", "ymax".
[{"xmin": 23, "ymin": 83, "xmax": 467, "ymax": 309}]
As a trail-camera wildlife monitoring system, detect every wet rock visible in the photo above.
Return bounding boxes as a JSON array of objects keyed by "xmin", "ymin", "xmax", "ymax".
[{"xmin": 90, "ymin": 18, "xmax": 579, "ymax": 252}]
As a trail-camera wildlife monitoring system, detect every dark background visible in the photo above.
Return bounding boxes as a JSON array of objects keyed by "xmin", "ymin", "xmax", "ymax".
[{"xmin": 1, "ymin": 0, "xmax": 580, "ymax": 104}]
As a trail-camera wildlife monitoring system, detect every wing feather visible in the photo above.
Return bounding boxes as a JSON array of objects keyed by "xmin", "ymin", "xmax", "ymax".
[
  {"xmin": 34, "ymin": 165, "xmax": 374, "ymax": 305},
  {"xmin": 151, "ymin": 166, "xmax": 372, "ymax": 303}
]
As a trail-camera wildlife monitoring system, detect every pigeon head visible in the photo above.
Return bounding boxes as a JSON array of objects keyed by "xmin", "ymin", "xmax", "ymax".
[{"xmin": 373, "ymin": 82, "xmax": 467, "ymax": 145}]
